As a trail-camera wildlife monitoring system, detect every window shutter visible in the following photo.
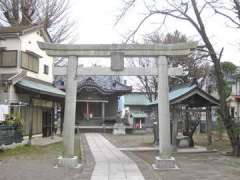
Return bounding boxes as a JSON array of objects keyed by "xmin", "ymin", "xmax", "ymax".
[
  {"xmin": 21, "ymin": 52, "xmax": 29, "ymax": 69},
  {"xmin": 2, "ymin": 51, "xmax": 17, "ymax": 67},
  {"xmin": 33, "ymin": 57, "xmax": 39, "ymax": 73}
]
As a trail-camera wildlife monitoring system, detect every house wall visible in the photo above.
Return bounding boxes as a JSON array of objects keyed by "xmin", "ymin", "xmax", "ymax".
[
  {"xmin": 227, "ymin": 78, "xmax": 240, "ymax": 119},
  {"xmin": 0, "ymin": 38, "xmax": 21, "ymax": 51},
  {"xmin": 228, "ymin": 99, "xmax": 240, "ymax": 118},
  {"xmin": 20, "ymin": 31, "xmax": 53, "ymax": 83},
  {"xmin": 0, "ymin": 30, "xmax": 53, "ymax": 83}
]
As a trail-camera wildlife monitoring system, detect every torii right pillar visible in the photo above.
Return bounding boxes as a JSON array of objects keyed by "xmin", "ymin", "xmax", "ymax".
[{"xmin": 153, "ymin": 56, "xmax": 179, "ymax": 170}]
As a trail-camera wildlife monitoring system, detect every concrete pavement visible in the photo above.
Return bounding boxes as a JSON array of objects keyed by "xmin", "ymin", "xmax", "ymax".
[{"xmin": 85, "ymin": 133, "xmax": 145, "ymax": 180}]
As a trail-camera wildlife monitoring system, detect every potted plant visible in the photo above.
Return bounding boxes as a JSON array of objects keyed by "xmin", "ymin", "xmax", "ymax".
[{"xmin": 0, "ymin": 113, "xmax": 24, "ymax": 145}]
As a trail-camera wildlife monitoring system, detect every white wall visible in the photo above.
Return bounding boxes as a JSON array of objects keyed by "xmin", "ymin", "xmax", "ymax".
[
  {"xmin": 231, "ymin": 83, "xmax": 237, "ymax": 96},
  {"xmin": 0, "ymin": 30, "xmax": 54, "ymax": 83},
  {"xmin": 20, "ymin": 31, "xmax": 53, "ymax": 83},
  {"xmin": 0, "ymin": 38, "xmax": 21, "ymax": 50}
]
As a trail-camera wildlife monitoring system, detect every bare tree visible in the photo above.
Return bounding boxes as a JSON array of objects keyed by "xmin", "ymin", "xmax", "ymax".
[
  {"xmin": 0, "ymin": 0, "xmax": 74, "ymax": 43},
  {"xmin": 129, "ymin": 30, "xmax": 209, "ymax": 102},
  {"xmin": 209, "ymin": 0, "xmax": 240, "ymax": 28},
  {"xmin": 118, "ymin": 0, "xmax": 240, "ymax": 156}
]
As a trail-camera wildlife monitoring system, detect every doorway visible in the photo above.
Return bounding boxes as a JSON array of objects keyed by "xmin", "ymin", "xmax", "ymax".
[{"xmin": 42, "ymin": 109, "xmax": 53, "ymax": 137}]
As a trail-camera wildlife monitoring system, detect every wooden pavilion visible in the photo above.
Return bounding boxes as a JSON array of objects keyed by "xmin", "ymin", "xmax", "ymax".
[{"xmin": 149, "ymin": 83, "xmax": 219, "ymax": 147}]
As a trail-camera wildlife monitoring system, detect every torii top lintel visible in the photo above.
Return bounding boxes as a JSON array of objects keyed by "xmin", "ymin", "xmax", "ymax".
[{"xmin": 37, "ymin": 41, "xmax": 197, "ymax": 57}]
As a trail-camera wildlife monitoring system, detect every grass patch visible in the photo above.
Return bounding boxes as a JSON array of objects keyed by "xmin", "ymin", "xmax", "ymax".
[
  {"xmin": 193, "ymin": 133, "xmax": 232, "ymax": 152},
  {"xmin": 0, "ymin": 136, "xmax": 82, "ymax": 160},
  {"xmin": 0, "ymin": 142, "xmax": 63, "ymax": 160},
  {"xmin": 74, "ymin": 134, "xmax": 82, "ymax": 160}
]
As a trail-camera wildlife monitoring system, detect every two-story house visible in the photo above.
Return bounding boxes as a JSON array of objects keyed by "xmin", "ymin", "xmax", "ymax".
[
  {"xmin": 226, "ymin": 74, "xmax": 240, "ymax": 121},
  {"xmin": 0, "ymin": 25, "xmax": 65, "ymax": 137}
]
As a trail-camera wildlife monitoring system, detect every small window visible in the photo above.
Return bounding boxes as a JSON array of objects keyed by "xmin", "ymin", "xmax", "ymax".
[
  {"xmin": 0, "ymin": 51, "xmax": 17, "ymax": 67},
  {"xmin": 44, "ymin": 65, "xmax": 49, "ymax": 74},
  {"xmin": 21, "ymin": 52, "xmax": 39, "ymax": 73}
]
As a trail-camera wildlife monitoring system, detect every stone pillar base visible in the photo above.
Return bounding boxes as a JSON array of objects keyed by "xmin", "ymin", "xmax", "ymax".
[
  {"xmin": 152, "ymin": 156, "xmax": 179, "ymax": 170},
  {"xmin": 57, "ymin": 156, "xmax": 81, "ymax": 168}
]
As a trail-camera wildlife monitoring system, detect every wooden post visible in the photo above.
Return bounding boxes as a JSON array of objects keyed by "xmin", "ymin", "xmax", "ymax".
[
  {"xmin": 28, "ymin": 102, "xmax": 33, "ymax": 145},
  {"xmin": 102, "ymin": 102, "xmax": 105, "ymax": 125},
  {"xmin": 206, "ymin": 106, "xmax": 212, "ymax": 145},
  {"xmin": 86, "ymin": 102, "xmax": 89, "ymax": 120},
  {"xmin": 172, "ymin": 106, "xmax": 178, "ymax": 149},
  {"xmin": 185, "ymin": 106, "xmax": 189, "ymax": 132}
]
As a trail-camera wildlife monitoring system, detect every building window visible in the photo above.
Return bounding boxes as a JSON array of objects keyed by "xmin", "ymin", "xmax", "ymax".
[
  {"xmin": 21, "ymin": 52, "xmax": 39, "ymax": 73},
  {"xmin": 0, "ymin": 51, "xmax": 17, "ymax": 67},
  {"xmin": 44, "ymin": 64, "xmax": 49, "ymax": 74}
]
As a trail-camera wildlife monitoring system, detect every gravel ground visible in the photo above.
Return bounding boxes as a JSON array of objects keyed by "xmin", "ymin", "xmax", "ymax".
[
  {"xmin": 0, "ymin": 134, "xmax": 95, "ymax": 180},
  {"xmin": 0, "ymin": 149, "xmax": 81, "ymax": 180},
  {"xmin": 104, "ymin": 133, "xmax": 240, "ymax": 180},
  {"xmin": 134, "ymin": 151, "xmax": 240, "ymax": 180},
  {"xmin": 1, "ymin": 132, "xmax": 239, "ymax": 180},
  {"xmin": 103, "ymin": 133, "xmax": 154, "ymax": 148}
]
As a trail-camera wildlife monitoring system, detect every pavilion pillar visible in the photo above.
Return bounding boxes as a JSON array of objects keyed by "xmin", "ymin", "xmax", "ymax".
[
  {"xmin": 153, "ymin": 56, "xmax": 178, "ymax": 170},
  {"xmin": 86, "ymin": 102, "xmax": 89, "ymax": 120},
  {"xmin": 206, "ymin": 106, "xmax": 212, "ymax": 145},
  {"xmin": 172, "ymin": 106, "xmax": 178, "ymax": 149},
  {"xmin": 62, "ymin": 56, "xmax": 78, "ymax": 158},
  {"xmin": 102, "ymin": 102, "xmax": 105, "ymax": 124}
]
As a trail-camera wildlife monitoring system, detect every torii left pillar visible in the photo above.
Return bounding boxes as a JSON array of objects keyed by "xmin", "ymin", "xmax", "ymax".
[{"xmin": 58, "ymin": 56, "xmax": 79, "ymax": 168}]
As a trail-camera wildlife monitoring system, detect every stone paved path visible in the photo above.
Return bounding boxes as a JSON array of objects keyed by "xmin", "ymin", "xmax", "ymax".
[{"xmin": 85, "ymin": 133, "xmax": 145, "ymax": 180}]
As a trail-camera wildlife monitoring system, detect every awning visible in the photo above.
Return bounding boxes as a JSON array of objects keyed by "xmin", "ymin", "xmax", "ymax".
[{"xmin": 16, "ymin": 79, "xmax": 65, "ymax": 98}]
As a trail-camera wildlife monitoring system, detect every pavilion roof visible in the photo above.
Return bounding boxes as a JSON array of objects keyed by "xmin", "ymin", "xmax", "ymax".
[{"xmin": 149, "ymin": 84, "xmax": 219, "ymax": 107}]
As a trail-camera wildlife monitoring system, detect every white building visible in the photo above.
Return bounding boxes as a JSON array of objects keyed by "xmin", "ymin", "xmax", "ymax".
[
  {"xmin": 226, "ymin": 76, "xmax": 240, "ymax": 121},
  {"xmin": 0, "ymin": 25, "xmax": 65, "ymax": 136}
]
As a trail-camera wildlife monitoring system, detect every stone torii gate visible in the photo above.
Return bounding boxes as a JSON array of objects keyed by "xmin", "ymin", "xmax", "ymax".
[{"xmin": 38, "ymin": 42, "xmax": 197, "ymax": 169}]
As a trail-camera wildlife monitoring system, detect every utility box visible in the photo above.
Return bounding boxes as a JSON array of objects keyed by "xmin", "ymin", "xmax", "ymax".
[{"xmin": 111, "ymin": 52, "xmax": 124, "ymax": 71}]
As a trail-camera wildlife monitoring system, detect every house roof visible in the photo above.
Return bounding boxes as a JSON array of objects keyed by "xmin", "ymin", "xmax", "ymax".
[
  {"xmin": 77, "ymin": 76, "xmax": 132, "ymax": 95},
  {"xmin": 149, "ymin": 84, "xmax": 219, "ymax": 107},
  {"xmin": 16, "ymin": 79, "xmax": 65, "ymax": 98},
  {"xmin": 0, "ymin": 25, "xmax": 37, "ymax": 34},
  {"xmin": 0, "ymin": 25, "xmax": 51, "ymax": 42},
  {"xmin": 124, "ymin": 93, "xmax": 150, "ymax": 106}
]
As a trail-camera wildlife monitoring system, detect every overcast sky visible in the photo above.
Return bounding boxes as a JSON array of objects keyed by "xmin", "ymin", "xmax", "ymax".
[{"xmin": 69, "ymin": 0, "xmax": 240, "ymax": 66}]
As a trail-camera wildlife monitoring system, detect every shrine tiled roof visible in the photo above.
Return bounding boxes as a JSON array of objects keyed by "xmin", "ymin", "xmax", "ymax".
[{"xmin": 77, "ymin": 76, "xmax": 132, "ymax": 95}]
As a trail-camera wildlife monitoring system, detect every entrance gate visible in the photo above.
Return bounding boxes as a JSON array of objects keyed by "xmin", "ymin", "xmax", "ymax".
[{"xmin": 38, "ymin": 42, "xmax": 197, "ymax": 169}]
